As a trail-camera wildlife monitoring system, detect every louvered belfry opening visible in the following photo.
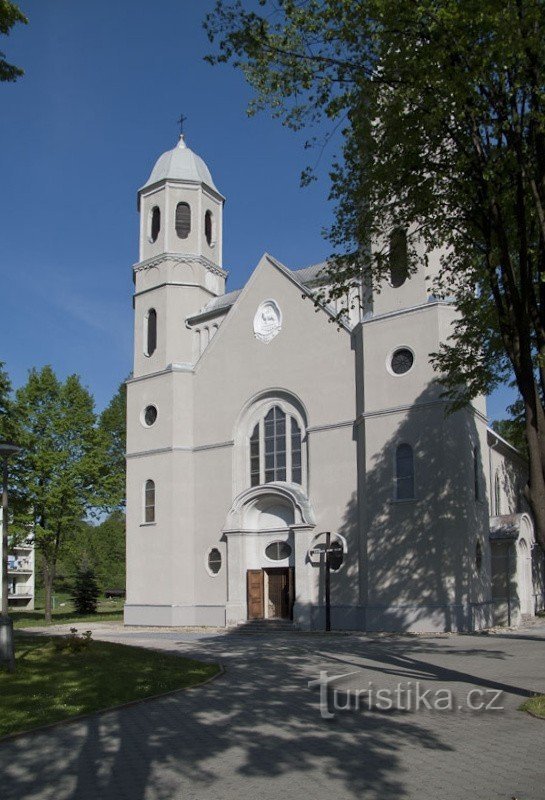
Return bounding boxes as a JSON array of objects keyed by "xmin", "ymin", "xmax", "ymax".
[
  {"xmin": 205, "ymin": 209, "xmax": 213, "ymax": 245},
  {"xmin": 175, "ymin": 202, "xmax": 191, "ymax": 239},
  {"xmin": 147, "ymin": 308, "xmax": 157, "ymax": 356},
  {"xmin": 150, "ymin": 206, "xmax": 161, "ymax": 243}
]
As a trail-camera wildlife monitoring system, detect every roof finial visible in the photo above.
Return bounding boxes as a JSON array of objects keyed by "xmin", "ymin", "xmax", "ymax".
[{"xmin": 177, "ymin": 113, "xmax": 187, "ymax": 137}]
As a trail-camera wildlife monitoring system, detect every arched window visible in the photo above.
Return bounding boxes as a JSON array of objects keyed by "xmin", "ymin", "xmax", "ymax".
[
  {"xmin": 494, "ymin": 471, "xmax": 501, "ymax": 515},
  {"xmin": 144, "ymin": 479, "xmax": 155, "ymax": 523},
  {"xmin": 389, "ymin": 228, "xmax": 408, "ymax": 288},
  {"xmin": 149, "ymin": 206, "xmax": 161, "ymax": 243},
  {"xmin": 205, "ymin": 209, "xmax": 214, "ymax": 246},
  {"xmin": 395, "ymin": 443, "xmax": 414, "ymax": 500},
  {"xmin": 291, "ymin": 417, "xmax": 302, "ymax": 485},
  {"xmin": 265, "ymin": 406, "xmax": 286, "ymax": 482},
  {"xmin": 473, "ymin": 446, "xmax": 480, "ymax": 501},
  {"xmin": 249, "ymin": 405, "xmax": 304, "ymax": 487},
  {"xmin": 476, "ymin": 541, "xmax": 483, "ymax": 573},
  {"xmin": 145, "ymin": 309, "xmax": 157, "ymax": 356},
  {"xmin": 175, "ymin": 202, "xmax": 191, "ymax": 239},
  {"xmin": 250, "ymin": 423, "xmax": 260, "ymax": 487}
]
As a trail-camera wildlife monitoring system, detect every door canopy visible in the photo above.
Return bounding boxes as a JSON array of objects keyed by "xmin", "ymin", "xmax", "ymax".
[{"xmin": 224, "ymin": 484, "xmax": 316, "ymax": 532}]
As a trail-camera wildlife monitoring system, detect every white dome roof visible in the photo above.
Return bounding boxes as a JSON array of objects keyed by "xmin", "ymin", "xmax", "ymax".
[{"xmin": 141, "ymin": 136, "xmax": 219, "ymax": 193}]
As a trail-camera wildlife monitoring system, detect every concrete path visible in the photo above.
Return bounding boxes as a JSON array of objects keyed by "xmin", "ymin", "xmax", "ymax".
[{"xmin": 1, "ymin": 621, "xmax": 544, "ymax": 799}]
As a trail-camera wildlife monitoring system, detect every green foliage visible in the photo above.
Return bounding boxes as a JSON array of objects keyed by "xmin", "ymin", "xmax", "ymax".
[
  {"xmin": 97, "ymin": 382, "xmax": 127, "ymax": 509},
  {"xmin": 71, "ymin": 566, "xmax": 99, "ymax": 615},
  {"xmin": 10, "ymin": 366, "xmax": 106, "ymax": 619},
  {"xmin": 492, "ymin": 398, "xmax": 527, "ymax": 455},
  {"xmin": 0, "ymin": 0, "xmax": 27, "ymax": 82},
  {"xmin": 59, "ymin": 511, "xmax": 126, "ymax": 592},
  {"xmin": 52, "ymin": 628, "xmax": 93, "ymax": 654},
  {"xmin": 206, "ymin": 0, "xmax": 545, "ymax": 547},
  {"xmin": 0, "ymin": 360, "xmax": 14, "ymax": 440}
]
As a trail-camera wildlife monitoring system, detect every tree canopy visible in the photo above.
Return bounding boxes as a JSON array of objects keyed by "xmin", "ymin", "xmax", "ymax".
[
  {"xmin": 11, "ymin": 367, "xmax": 106, "ymax": 620},
  {"xmin": 206, "ymin": 0, "xmax": 545, "ymax": 549},
  {"xmin": 0, "ymin": 1, "xmax": 27, "ymax": 82}
]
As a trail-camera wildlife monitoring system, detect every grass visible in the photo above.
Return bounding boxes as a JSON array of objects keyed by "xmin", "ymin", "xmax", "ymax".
[
  {"xmin": 0, "ymin": 632, "xmax": 220, "ymax": 738},
  {"xmin": 520, "ymin": 695, "xmax": 545, "ymax": 719},
  {"xmin": 12, "ymin": 593, "xmax": 124, "ymax": 629}
]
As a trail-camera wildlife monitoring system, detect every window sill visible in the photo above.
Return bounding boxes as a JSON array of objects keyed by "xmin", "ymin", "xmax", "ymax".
[
  {"xmin": 390, "ymin": 498, "xmax": 417, "ymax": 504},
  {"xmin": 140, "ymin": 522, "xmax": 157, "ymax": 527}
]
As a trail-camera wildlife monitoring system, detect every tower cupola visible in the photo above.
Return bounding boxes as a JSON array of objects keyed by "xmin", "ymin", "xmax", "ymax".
[{"xmin": 137, "ymin": 135, "xmax": 224, "ymax": 268}]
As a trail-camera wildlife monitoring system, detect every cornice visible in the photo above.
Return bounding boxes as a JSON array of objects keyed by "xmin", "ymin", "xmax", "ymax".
[{"xmin": 133, "ymin": 252, "xmax": 229, "ymax": 279}]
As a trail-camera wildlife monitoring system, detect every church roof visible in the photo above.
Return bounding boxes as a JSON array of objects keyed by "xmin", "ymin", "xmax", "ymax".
[
  {"xmin": 189, "ymin": 260, "xmax": 330, "ymax": 325},
  {"xmin": 292, "ymin": 261, "xmax": 329, "ymax": 285},
  {"xmin": 141, "ymin": 135, "xmax": 219, "ymax": 194}
]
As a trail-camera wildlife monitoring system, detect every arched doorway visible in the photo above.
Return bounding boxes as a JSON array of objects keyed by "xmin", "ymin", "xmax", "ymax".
[
  {"xmin": 223, "ymin": 484, "xmax": 316, "ymax": 627},
  {"xmin": 518, "ymin": 539, "xmax": 533, "ymax": 615}
]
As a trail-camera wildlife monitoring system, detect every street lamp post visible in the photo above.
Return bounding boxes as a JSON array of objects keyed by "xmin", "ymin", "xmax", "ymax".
[{"xmin": 0, "ymin": 441, "xmax": 22, "ymax": 673}]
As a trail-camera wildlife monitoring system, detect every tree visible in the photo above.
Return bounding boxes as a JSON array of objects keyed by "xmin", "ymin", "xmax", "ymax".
[
  {"xmin": 0, "ymin": 362, "xmax": 13, "ymax": 440},
  {"xmin": 11, "ymin": 367, "xmax": 104, "ymax": 622},
  {"xmin": 71, "ymin": 563, "xmax": 99, "ymax": 615},
  {"xmin": 493, "ymin": 398, "xmax": 527, "ymax": 455},
  {"xmin": 61, "ymin": 511, "xmax": 126, "ymax": 592},
  {"xmin": 206, "ymin": 0, "xmax": 545, "ymax": 550},
  {"xmin": 98, "ymin": 382, "xmax": 127, "ymax": 509},
  {"xmin": 0, "ymin": 1, "xmax": 27, "ymax": 82}
]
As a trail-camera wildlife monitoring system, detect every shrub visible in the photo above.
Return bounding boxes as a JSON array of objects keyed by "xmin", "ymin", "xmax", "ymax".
[
  {"xmin": 71, "ymin": 566, "xmax": 100, "ymax": 615},
  {"xmin": 52, "ymin": 628, "xmax": 93, "ymax": 654}
]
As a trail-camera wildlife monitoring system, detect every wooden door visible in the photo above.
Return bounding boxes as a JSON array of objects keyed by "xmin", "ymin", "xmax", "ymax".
[
  {"xmin": 267, "ymin": 568, "xmax": 291, "ymax": 619},
  {"xmin": 247, "ymin": 569, "xmax": 264, "ymax": 619}
]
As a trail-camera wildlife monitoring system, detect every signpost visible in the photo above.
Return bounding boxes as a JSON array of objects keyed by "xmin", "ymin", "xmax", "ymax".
[{"xmin": 308, "ymin": 532, "xmax": 346, "ymax": 632}]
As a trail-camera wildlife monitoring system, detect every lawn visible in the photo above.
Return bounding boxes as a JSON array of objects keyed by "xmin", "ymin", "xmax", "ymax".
[
  {"xmin": 520, "ymin": 695, "xmax": 545, "ymax": 719},
  {"xmin": 0, "ymin": 632, "xmax": 220, "ymax": 738},
  {"xmin": 12, "ymin": 592, "xmax": 124, "ymax": 628}
]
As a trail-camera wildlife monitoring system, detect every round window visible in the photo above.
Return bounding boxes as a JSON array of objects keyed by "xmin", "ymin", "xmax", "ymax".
[
  {"xmin": 265, "ymin": 541, "xmax": 292, "ymax": 561},
  {"xmin": 143, "ymin": 405, "xmax": 158, "ymax": 426},
  {"xmin": 391, "ymin": 348, "xmax": 414, "ymax": 375},
  {"xmin": 208, "ymin": 548, "xmax": 222, "ymax": 575}
]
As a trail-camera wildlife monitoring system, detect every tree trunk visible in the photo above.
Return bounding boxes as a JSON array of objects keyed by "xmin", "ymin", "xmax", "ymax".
[
  {"xmin": 43, "ymin": 565, "xmax": 54, "ymax": 624},
  {"xmin": 523, "ymin": 394, "xmax": 545, "ymax": 552}
]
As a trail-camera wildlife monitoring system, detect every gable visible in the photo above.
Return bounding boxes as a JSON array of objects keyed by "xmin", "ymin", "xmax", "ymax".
[{"xmin": 193, "ymin": 253, "xmax": 356, "ymax": 443}]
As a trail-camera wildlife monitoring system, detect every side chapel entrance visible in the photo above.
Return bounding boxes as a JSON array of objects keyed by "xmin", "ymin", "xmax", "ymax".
[{"xmin": 247, "ymin": 567, "xmax": 294, "ymax": 620}]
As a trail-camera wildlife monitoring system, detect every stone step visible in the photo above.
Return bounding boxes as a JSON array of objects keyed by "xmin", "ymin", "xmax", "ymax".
[{"xmin": 228, "ymin": 619, "xmax": 301, "ymax": 634}]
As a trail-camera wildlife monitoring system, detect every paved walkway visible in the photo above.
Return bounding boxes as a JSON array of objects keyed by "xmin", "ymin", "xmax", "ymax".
[{"xmin": 1, "ymin": 621, "xmax": 544, "ymax": 799}]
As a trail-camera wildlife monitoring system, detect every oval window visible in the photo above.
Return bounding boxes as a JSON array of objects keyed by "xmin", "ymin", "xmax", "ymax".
[
  {"xmin": 391, "ymin": 348, "xmax": 414, "ymax": 375},
  {"xmin": 208, "ymin": 548, "xmax": 222, "ymax": 575},
  {"xmin": 144, "ymin": 405, "xmax": 157, "ymax": 426},
  {"xmin": 265, "ymin": 541, "xmax": 292, "ymax": 561}
]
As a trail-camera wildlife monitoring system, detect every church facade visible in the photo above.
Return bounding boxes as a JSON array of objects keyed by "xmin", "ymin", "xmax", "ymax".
[{"xmin": 125, "ymin": 136, "xmax": 545, "ymax": 632}]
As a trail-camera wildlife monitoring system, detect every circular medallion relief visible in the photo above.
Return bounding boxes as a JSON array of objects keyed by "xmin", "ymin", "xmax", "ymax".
[{"xmin": 254, "ymin": 300, "xmax": 282, "ymax": 343}]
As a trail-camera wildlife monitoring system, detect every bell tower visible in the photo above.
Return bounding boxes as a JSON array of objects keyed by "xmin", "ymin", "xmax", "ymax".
[
  {"xmin": 125, "ymin": 134, "xmax": 227, "ymax": 627},
  {"xmin": 133, "ymin": 134, "xmax": 226, "ymax": 375}
]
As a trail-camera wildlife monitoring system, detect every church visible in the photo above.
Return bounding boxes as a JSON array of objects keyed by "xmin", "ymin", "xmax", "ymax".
[{"xmin": 125, "ymin": 134, "xmax": 545, "ymax": 632}]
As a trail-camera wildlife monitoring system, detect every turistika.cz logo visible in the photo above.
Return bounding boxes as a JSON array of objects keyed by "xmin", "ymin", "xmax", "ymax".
[{"xmin": 308, "ymin": 671, "xmax": 504, "ymax": 719}]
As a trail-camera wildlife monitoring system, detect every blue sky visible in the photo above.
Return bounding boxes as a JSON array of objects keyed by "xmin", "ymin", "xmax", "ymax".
[{"xmin": 1, "ymin": 0, "xmax": 515, "ymax": 419}]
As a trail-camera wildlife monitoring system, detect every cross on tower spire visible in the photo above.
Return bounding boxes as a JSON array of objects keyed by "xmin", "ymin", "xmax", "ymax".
[{"xmin": 177, "ymin": 113, "xmax": 187, "ymax": 137}]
